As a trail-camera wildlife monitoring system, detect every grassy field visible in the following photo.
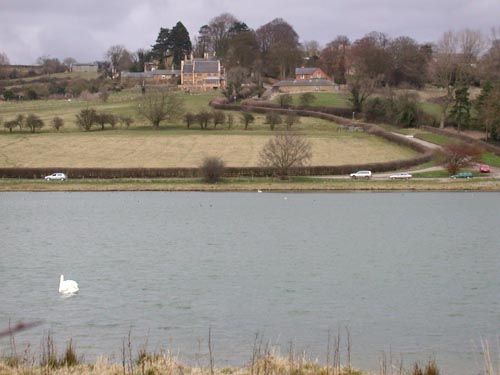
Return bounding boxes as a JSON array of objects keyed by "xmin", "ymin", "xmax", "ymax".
[
  {"xmin": 0, "ymin": 90, "xmax": 420, "ymax": 168},
  {"xmin": 275, "ymin": 92, "xmax": 351, "ymax": 108},
  {"xmin": 481, "ymin": 152, "xmax": 500, "ymax": 167}
]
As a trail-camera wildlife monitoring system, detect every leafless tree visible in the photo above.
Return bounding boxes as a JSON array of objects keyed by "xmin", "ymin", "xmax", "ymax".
[
  {"xmin": 0, "ymin": 51, "xmax": 10, "ymax": 65},
  {"xmin": 137, "ymin": 89, "xmax": 184, "ymax": 129},
  {"xmin": 208, "ymin": 13, "xmax": 239, "ymax": 58},
  {"xmin": 320, "ymin": 35, "xmax": 351, "ymax": 83},
  {"xmin": 260, "ymin": 131, "xmax": 312, "ymax": 177},
  {"xmin": 52, "ymin": 117, "xmax": 64, "ymax": 131},
  {"xmin": 105, "ymin": 45, "xmax": 133, "ymax": 77}
]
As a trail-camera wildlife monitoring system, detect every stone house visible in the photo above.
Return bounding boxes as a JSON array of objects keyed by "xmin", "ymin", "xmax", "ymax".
[
  {"xmin": 180, "ymin": 54, "xmax": 224, "ymax": 91},
  {"xmin": 295, "ymin": 67, "xmax": 330, "ymax": 81}
]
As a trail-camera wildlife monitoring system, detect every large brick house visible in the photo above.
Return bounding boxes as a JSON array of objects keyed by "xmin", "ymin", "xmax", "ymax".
[
  {"xmin": 180, "ymin": 53, "xmax": 224, "ymax": 90},
  {"xmin": 295, "ymin": 67, "xmax": 330, "ymax": 81}
]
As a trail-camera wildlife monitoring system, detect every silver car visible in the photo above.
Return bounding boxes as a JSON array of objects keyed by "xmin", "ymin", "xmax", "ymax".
[
  {"xmin": 44, "ymin": 173, "xmax": 67, "ymax": 181},
  {"xmin": 389, "ymin": 172, "xmax": 412, "ymax": 180},
  {"xmin": 350, "ymin": 170, "xmax": 372, "ymax": 179}
]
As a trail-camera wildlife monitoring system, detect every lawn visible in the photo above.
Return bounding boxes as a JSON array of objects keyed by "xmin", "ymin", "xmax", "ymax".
[
  {"xmin": 275, "ymin": 92, "xmax": 351, "ymax": 108},
  {"xmin": 481, "ymin": 152, "xmax": 500, "ymax": 167}
]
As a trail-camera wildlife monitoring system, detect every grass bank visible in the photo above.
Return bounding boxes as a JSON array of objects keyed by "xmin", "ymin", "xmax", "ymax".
[{"xmin": 1, "ymin": 177, "xmax": 499, "ymax": 192}]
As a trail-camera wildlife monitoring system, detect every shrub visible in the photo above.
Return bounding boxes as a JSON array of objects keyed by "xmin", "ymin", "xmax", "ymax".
[
  {"xmin": 196, "ymin": 110, "xmax": 212, "ymax": 129},
  {"xmin": 278, "ymin": 94, "xmax": 293, "ymax": 108},
  {"xmin": 3, "ymin": 89, "xmax": 15, "ymax": 100},
  {"xmin": 240, "ymin": 112, "xmax": 255, "ymax": 130},
  {"xmin": 25, "ymin": 114, "xmax": 45, "ymax": 133},
  {"xmin": 212, "ymin": 110, "xmax": 226, "ymax": 128},
  {"xmin": 119, "ymin": 116, "xmax": 134, "ymax": 128},
  {"xmin": 184, "ymin": 112, "xmax": 196, "ymax": 129},
  {"xmin": 265, "ymin": 112, "xmax": 282, "ymax": 130},
  {"xmin": 299, "ymin": 92, "xmax": 316, "ymax": 107},
  {"xmin": 52, "ymin": 117, "xmax": 64, "ymax": 131},
  {"xmin": 227, "ymin": 113, "xmax": 235, "ymax": 129},
  {"xmin": 137, "ymin": 89, "xmax": 185, "ymax": 129},
  {"xmin": 363, "ymin": 97, "xmax": 387, "ymax": 122},
  {"xmin": 3, "ymin": 120, "xmax": 18, "ymax": 133},
  {"xmin": 99, "ymin": 88, "xmax": 110, "ymax": 102},
  {"xmin": 15, "ymin": 114, "xmax": 26, "ymax": 130},
  {"xmin": 284, "ymin": 111, "xmax": 300, "ymax": 130},
  {"xmin": 440, "ymin": 142, "xmax": 483, "ymax": 175},
  {"xmin": 200, "ymin": 156, "xmax": 225, "ymax": 183},
  {"xmin": 26, "ymin": 89, "xmax": 38, "ymax": 100},
  {"xmin": 76, "ymin": 108, "xmax": 97, "ymax": 131}
]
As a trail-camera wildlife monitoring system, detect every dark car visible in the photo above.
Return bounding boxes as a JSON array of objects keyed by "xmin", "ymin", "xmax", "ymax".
[{"xmin": 451, "ymin": 172, "xmax": 473, "ymax": 179}]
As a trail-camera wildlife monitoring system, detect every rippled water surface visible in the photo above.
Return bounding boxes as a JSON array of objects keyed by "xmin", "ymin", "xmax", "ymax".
[{"xmin": 1, "ymin": 192, "xmax": 499, "ymax": 374}]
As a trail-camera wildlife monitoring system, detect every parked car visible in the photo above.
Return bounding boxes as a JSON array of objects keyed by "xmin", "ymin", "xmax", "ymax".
[
  {"xmin": 350, "ymin": 170, "xmax": 372, "ymax": 179},
  {"xmin": 389, "ymin": 172, "xmax": 413, "ymax": 180},
  {"xmin": 479, "ymin": 164, "xmax": 491, "ymax": 173},
  {"xmin": 451, "ymin": 172, "xmax": 473, "ymax": 179},
  {"xmin": 44, "ymin": 173, "xmax": 67, "ymax": 181}
]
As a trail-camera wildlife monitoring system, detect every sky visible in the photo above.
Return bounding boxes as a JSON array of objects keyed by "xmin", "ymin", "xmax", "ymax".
[{"xmin": 0, "ymin": 0, "xmax": 499, "ymax": 64}]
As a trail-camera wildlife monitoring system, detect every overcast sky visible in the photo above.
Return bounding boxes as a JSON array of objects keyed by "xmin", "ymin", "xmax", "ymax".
[{"xmin": 0, "ymin": 0, "xmax": 499, "ymax": 64}]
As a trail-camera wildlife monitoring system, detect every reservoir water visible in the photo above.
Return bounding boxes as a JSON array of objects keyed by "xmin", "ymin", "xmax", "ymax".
[{"xmin": 1, "ymin": 192, "xmax": 499, "ymax": 374}]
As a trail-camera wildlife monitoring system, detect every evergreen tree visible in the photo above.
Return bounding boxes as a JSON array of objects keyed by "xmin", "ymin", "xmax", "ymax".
[
  {"xmin": 170, "ymin": 22, "xmax": 192, "ymax": 69},
  {"xmin": 450, "ymin": 85, "xmax": 471, "ymax": 132},
  {"xmin": 152, "ymin": 27, "xmax": 171, "ymax": 67}
]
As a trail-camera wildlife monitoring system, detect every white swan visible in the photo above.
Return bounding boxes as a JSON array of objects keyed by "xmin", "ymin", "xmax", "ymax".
[{"xmin": 59, "ymin": 275, "xmax": 79, "ymax": 294}]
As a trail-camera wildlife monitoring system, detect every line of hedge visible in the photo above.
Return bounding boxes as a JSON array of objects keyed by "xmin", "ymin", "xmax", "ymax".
[
  {"xmin": 422, "ymin": 126, "xmax": 500, "ymax": 156},
  {"xmin": 241, "ymin": 100, "xmax": 355, "ymax": 118}
]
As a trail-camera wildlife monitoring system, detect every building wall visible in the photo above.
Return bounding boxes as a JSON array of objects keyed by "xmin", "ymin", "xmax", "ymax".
[
  {"xmin": 274, "ymin": 85, "xmax": 336, "ymax": 94},
  {"xmin": 71, "ymin": 65, "xmax": 98, "ymax": 73}
]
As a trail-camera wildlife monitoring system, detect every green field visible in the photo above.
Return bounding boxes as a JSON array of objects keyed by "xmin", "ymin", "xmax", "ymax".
[{"xmin": 275, "ymin": 92, "xmax": 351, "ymax": 108}]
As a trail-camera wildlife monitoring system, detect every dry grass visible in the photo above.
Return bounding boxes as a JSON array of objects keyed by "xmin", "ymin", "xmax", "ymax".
[
  {"xmin": 0, "ymin": 131, "xmax": 416, "ymax": 168},
  {"xmin": 0, "ymin": 177, "xmax": 498, "ymax": 192}
]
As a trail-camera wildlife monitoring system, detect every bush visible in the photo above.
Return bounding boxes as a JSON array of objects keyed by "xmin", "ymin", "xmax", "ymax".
[
  {"xmin": 25, "ymin": 114, "xmax": 45, "ymax": 133},
  {"xmin": 278, "ymin": 94, "xmax": 293, "ymax": 108},
  {"xmin": 212, "ymin": 110, "xmax": 226, "ymax": 128},
  {"xmin": 227, "ymin": 113, "xmax": 235, "ymax": 129},
  {"xmin": 299, "ymin": 92, "xmax": 316, "ymax": 106},
  {"xmin": 200, "ymin": 157, "xmax": 225, "ymax": 183},
  {"xmin": 76, "ymin": 108, "xmax": 97, "ymax": 131},
  {"xmin": 184, "ymin": 112, "xmax": 196, "ymax": 129},
  {"xmin": 240, "ymin": 112, "xmax": 255, "ymax": 130},
  {"xmin": 3, "ymin": 90, "xmax": 15, "ymax": 100},
  {"xmin": 3, "ymin": 120, "xmax": 18, "ymax": 133},
  {"xmin": 363, "ymin": 97, "xmax": 387, "ymax": 122},
  {"xmin": 119, "ymin": 116, "xmax": 134, "ymax": 128},
  {"xmin": 265, "ymin": 112, "xmax": 282, "ymax": 130},
  {"xmin": 52, "ymin": 117, "xmax": 64, "ymax": 131},
  {"xmin": 284, "ymin": 111, "xmax": 300, "ymax": 130},
  {"xmin": 196, "ymin": 110, "xmax": 212, "ymax": 129},
  {"xmin": 440, "ymin": 142, "xmax": 483, "ymax": 175}
]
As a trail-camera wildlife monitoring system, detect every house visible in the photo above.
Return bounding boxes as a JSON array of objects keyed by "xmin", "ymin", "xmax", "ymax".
[
  {"xmin": 180, "ymin": 53, "xmax": 224, "ymax": 91},
  {"xmin": 295, "ymin": 67, "xmax": 330, "ymax": 81},
  {"xmin": 70, "ymin": 63, "xmax": 98, "ymax": 73}
]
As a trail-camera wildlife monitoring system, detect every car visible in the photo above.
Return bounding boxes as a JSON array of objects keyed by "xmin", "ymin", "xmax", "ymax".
[
  {"xmin": 479, "ymin": 164, "xmax": 491, "ymax": 173},
  {"xmin": 44, "ymin": 173, "xmax": 67, "ymax": 181},
  {"xmin": 389, "ymin": 172, "xmax": 413, "ymax": 180},
  {"xmin": 350, "ymin": 170, "xmax": 372, "ymax": 179},
  {"xmin": 451, "ymin": 172, "xmax": 473, "ymax": 179}
]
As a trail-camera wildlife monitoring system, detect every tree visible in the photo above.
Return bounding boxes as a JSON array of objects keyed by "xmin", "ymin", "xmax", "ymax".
[
  {"xmin": 24, "ymin": 114, "xmax": 45, "ymax": 133},
  {"xmin": 284, "ymin": 111, "xmax": 300, "ymax": 130},
  {"xmin": 240, "ymin": 112, "xmax": 255, "ymax": 130},
  {"xmin": 194, "ymin": 25, "xmax": 212, "ymax": 57},
  {"xmin": 170, "ymin": 22, "xmax": 192, "ymax": 69},
  {"xmin": 184, "ymin": 112, "xmax": 196, "ymax": 129},
  {"xmin": 151, "ymin": 27, "xmax": 171, "ymax": 67},
  {"xmin": 299, "ymin": 92, "xmax": 315, "ymax": 107},
  {"xmin": 0, "ymin": 51, "xmax": 10, "ymax": 65},
  {"xmin": 137, "ymin": 89, "xmax": 185, "ymax": 129},
  {"xmin": 441, "ymin": 143, "xmax": 482, "ymax": 175},
  {"xmin": 76, "ymin": 108, "xmax": 97, "ymax": 131},
  {"xmin": 479, "ymin": 37, "xmax": 500, "ymax": 82},
  {"xmin": 212, "ymin": 111, "xmax": 226, "ymax": 128},
  {"xmin": 226, "ymin": 28, "xmax": 260, "ymax": 71},
  {"xmin": 265, "ymin": 112, "xmax": 282, "ymax": 130},
  {"xmin": 95, "ymin": 112, "xmax": 117, "ymax": 130},
  {"xmin": 256, "ymin": 18, "xmax": 301, "ymax": 79},
  {"xmin": 4, "ymin": 120, "xmax": 17, "ymax": 133},
  {"xmin": 227, "ymin": 113, "xmax": 235, "ymax": 129},
  {"xmin": 223, "ymin": 67, "xmax": 248, "ymax": 101},
  {"xmin": 196, "ymin": 110, "xmax": 212, "ymax": 129},
  {"xmin": 200, "ymin": 157, "xmax": 225, "ymax": 183},
  {"xmin": 259, "ymin": 131, "xmax": 312, "ymax": 178},
  {"xmin": 477, "ymin": 84, "xmax": 500, "ymax": 141},
  {"xmin": 15, "ymin": 114, "xmax": 25, "ymax": 130},
  {"xmin": 119, "ymin": 116, "xmax": 134, "ymax": 129},
  {"xmin": 278, "ymin": 94, "xmax": 293, "ymax": 108},
  {"xmin": 387, "ymin": 36, "xmax": 429, "ymax": 87},
  {"xmin": 348, "ymin": 75, "xmax": 380, "ymax": 112},
  {"xmin": 320, "ymin": 35, "xmax": 351, "ymax": 83},
  {"xmin": 350, "ymin": 32, "xmax": 391, "ymax": 81},
  {"xmin": 52, "ymin": 117, "xmax": 64, "ymax": 131},
  {"xmin": 105, "ymin": 45, "xmax": 133, "ymax": 76},
  {"xmin": 450, "ymin": 85, "xmax": 471, "ymax": 132},
  {"xmin": 36, "ymin": 56, "xmax": 66, "ymax": 74},
  {"xmin": 63, "ymin": 57, "xmax": 77, "ymax": 70},
  {"xmin": 207, "ymin": 13, "xmax": 240, "ymax": 58},
  {"xmin": 302, "ymin": 40, "xmax": 321, "ymax": 67}
]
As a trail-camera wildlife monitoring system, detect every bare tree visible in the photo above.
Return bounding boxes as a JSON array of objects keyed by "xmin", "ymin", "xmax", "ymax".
[
  {"xmin": 260, "ymin": 131, "xmax": 312, "ymax": 178},
  {"xmin": 52, "ymin": 117, "xmax": 64, "ymax": 131},
  {"xmin": 24, "ymin": 114, "xmax": 45, "ymax": 133},
  {"xmin": 105, "ymin": 45, "xmax": 133, "ymax": 77},
  {"xmin": 0, "ymin": 51, "xmax": 10, "ymax": 65},
  {"xmin": 208, "ymin": 13, "xmax": 239, "ymax": 58},
  {"xmin": 137, "ymin": 89, "xmax": 185, "ymax": 129}
]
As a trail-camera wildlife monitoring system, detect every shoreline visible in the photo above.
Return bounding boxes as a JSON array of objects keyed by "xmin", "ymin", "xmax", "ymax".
[{"xmin": 1, "ymin": 177, "xmax": 499, "ymax": 192}]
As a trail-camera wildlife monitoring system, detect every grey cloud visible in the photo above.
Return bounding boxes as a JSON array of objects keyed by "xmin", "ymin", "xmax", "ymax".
[{"xmin": 0, "ymin": 0, "xmax": 498, "ymax": 64}]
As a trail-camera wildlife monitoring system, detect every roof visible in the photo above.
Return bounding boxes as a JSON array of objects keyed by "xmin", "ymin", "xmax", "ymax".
[
  {"xmin": 295, "ymin": 67, "xmax": 319, "ymax": 75},
  {"xmin": 182, "ymin": 60, "xmax": 219, "ymax": 74},
  {"xmin": 273, "ymin": 79, "xmax": 335, "ymax": 87},
  {"xmin": 72, "ymin": 63, "xmax": 97, "ymax": 67}
]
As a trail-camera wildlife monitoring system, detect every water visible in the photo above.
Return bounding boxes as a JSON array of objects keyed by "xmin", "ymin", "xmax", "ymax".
[{"xmin": 1, "ymin": 192, "xmax": 499, "ymax": 374}]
